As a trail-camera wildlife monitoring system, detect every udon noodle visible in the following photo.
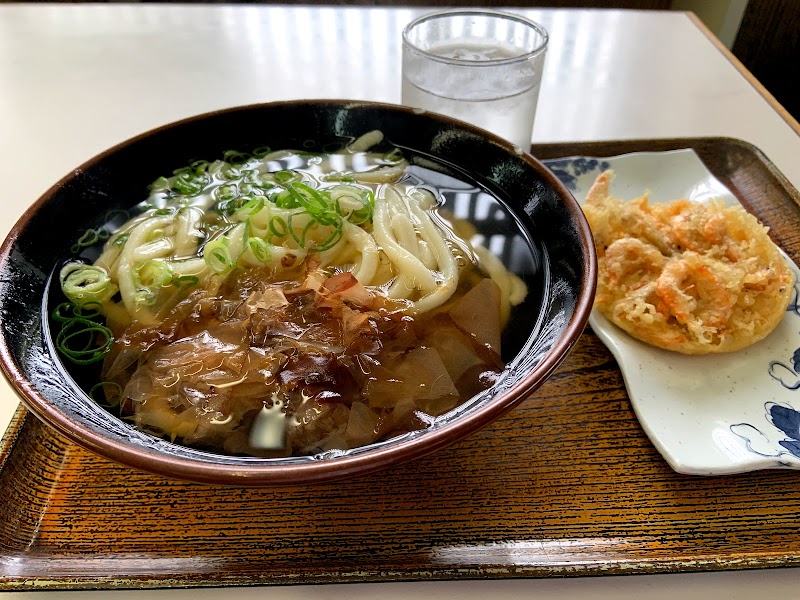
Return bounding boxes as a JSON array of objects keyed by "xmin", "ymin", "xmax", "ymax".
[{"xmin": 57, "ymin": 132, "xmax": 528, "ymax": 457}]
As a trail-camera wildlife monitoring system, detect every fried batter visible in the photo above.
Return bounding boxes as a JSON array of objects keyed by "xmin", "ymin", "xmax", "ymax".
[{"xmin": 584, "ymin": 170, "xmax": 795, "ymax": 354}]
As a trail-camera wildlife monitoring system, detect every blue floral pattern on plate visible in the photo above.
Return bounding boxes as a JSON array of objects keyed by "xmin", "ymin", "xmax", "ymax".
[
  {"xmin": 545, "ymin": 157, "xmax": 610, "ymax": 191},
  {"xmin": 544, "ymin": 151, "xmax": 800, "ymax": 475}
]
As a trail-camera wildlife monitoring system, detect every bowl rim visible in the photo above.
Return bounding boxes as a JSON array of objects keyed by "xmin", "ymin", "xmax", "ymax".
[{"xmin": 0, "ymin": 99, "xmax": 596, "ymax": 485}]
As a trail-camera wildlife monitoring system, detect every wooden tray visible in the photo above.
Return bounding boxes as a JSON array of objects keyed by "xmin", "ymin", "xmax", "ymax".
[{"xmin": 2, "ymin": 137, "xmax": 800, "ymax": 591}]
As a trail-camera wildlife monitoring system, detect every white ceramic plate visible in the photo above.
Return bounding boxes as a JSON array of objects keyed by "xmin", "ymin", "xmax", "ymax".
[{"xmin": 544, "ymin": 150, "xmax": 800, "ymax": 475}]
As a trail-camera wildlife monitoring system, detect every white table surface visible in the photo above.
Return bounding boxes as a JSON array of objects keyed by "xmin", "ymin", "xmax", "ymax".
[{"xmin": 1, "ymin": 4, "xmax": 800, "ymax": 597}]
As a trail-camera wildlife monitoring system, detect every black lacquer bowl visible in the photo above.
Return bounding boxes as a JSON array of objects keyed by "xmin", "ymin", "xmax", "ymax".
[{"xmin": 0, "ymin": 100, "xmax": 595, "ymax": 485}]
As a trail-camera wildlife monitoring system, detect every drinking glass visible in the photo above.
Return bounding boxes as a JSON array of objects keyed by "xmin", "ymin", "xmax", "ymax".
[{"xmin": 402, "ymin": 9, "xmax": 548, "ymax": 149}]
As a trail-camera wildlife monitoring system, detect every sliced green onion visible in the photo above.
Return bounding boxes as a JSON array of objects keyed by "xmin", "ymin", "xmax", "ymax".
[
  {"xmin": 217, "ymin": 194, "xmax": 260, "ymax": 216},
  {"xmin": 330, "ymin": 185, "xmax": 374, "ymax": 225},
  {"xmin": 55, "ymin": 315, "xmax": 114, "ymax": 365},
  {"xmin": 252, "ymin": 146, "xmax": 271, "ymax": 158},
  {"xmin": 112, "ymin": 232, "xmax": 130, "ymax": 247},
  {"xmin": 286, "ymin": 211, "xmax": 344, "ymax": 252},
  {"xmin": 90, "ymin": 381, "xmax": 123, "ymax": 409},
  {"xmin": 274, "ymin": 170, "xmax": 297, "ymax": 184},
  {"xmin": 60, "ymin": 263, "xmax": 118, "ymax": 306},
  {"xmin": 313, "ymin": 222, "xmax": 345, "ymax": 251},
  {"xmin": 287, "ymin": 214, "xmax": 316, "ymax": 249},
  {"xmin": 150, "ymin": 176, "xmax": 170, "ymax": 191},
  {"xmin": 52, "ymin": 301, "xmax": 103, "ymax": 323},
  {"xmin": 203, "ymin": 237, "xmax": 234, "ymax": 274},
  {"xmin": 173, "ymin": 275, "xmax": 200, "ymax": 288},
  {"xmin": 247, "ymin": 237, "xmax": 271, "ymax": 263},
  {"xmin": 272, "ymin": 189, "xmax": 300, "ymax": 209},
  {"xmin": 136, "ymin": 259, "xmax": 174, "ymax": 288},
  {"xmin": 269, "ymin": 182, "xmax": 365, "ymax": 251},
  {"xmin": 172, "ymin": 177, "xmax": 206, "ymax": 195},
  {"xmin": 291, "ymin": 184, "xmax": 344, "ymax": 225},
  {"xmin": 268, "ymin": 215, "xmax": 289, "ymax": 239},
  {"xmin": 243, "ymin": 169, "xmax": 274, "ymax": 191},
  {"xmin": 71, "ymin": 228, "xmax": 109, "ymax": 253},
  {"xmin": 223, "ymin": 150, "xmax": 251, "ymax": 165},
  {"xmin": 233, "ymin": 197, "xmax": 264, "ymax": 219},
  {"xmin": 52, "ymin": 302, "xmax": 77, "ymax": 323},
  {"xmin": 287, "ymin": 183, "xmax": 329, "ymax": 213},
  {"xmin": 238, "ymin": 183, "xmax": 258, "ymax": 196},
  {"xmin": 220, "ymin": 164, "xmax": 241, "ymax": 181},
  {"xmin": 171, "ymin": 164, "xmax": 210, "ymax": 196},
  {"xmin": 215, "ymin": 183, "xmax": 239, "ymax": 202}
]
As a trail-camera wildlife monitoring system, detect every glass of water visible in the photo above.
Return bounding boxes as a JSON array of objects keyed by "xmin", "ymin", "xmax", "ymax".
[{"xmin": 402, "ymin": 9, "xmax": 548, "ymax": 150}]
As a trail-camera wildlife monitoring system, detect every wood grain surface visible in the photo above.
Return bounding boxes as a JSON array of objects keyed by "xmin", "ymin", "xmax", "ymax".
[{"xmin": 1, "ymin": 137, "xmax": 799, "ymax": 591}]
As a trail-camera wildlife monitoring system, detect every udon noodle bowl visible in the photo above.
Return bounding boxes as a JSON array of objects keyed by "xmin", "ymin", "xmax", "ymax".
[{"xmin": 53, "ymin": 131, "xmax": 532, "ymax": 458}]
